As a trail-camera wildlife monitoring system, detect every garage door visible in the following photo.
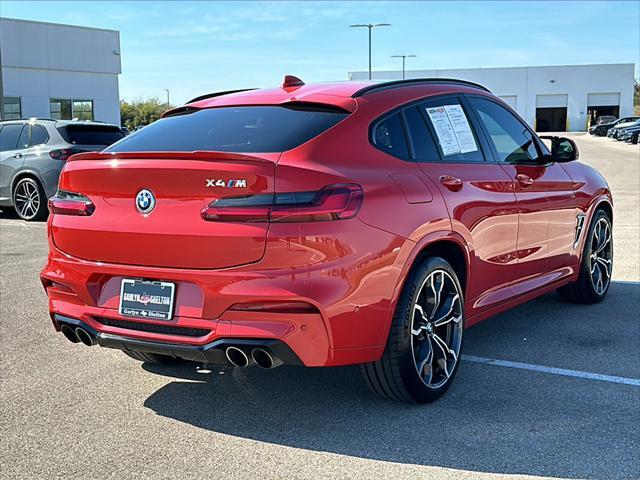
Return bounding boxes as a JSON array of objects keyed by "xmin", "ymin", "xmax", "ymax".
[
  {"xmin": 499, "ymin": 95, "xmax": 517, "ymax": 110},
  {"xmin": 536, "ymin": 94, "xmax": 568, "ymax": 108},
  {"xmin": 587, "ymin": 93, "xmax": 620, "ymax": 107}
]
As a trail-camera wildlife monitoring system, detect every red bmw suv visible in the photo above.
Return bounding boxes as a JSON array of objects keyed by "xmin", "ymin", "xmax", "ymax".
[{"xmin": 41, "ymin": 77, "xmax": 613, "ymax": 403}]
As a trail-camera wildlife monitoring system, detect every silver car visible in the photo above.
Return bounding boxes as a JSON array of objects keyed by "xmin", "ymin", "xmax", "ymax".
[{"xmin": 0, "ymin": 119, "xmax": 125, "ymax": 220}]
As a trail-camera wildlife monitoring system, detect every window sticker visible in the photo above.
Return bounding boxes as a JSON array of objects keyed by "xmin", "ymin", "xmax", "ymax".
[
  {"xmin": 425, "ymin": 104, "xmax": 479, "ymax": 156},
  {"xmin": 425, "ymin": 107, "xmax": 460, "ymax": 156},
  {"xmin": 443, "ymin": 104, "xmax": 478, "ymax": 153}
]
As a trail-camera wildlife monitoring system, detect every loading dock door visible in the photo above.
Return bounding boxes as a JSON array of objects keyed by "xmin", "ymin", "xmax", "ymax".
[
  {"xmin": 587, "ymin": 93, "xmax": 620, "ymax": 126},
  {"xmin": 536, "ymin": 94, "xmax": 568, "ymax": 132}
]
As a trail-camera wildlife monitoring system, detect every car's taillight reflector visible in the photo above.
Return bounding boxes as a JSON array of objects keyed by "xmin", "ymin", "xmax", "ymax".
[
  {"xmin": 48, "ymin": 190, "xmax": 95, "ymax": 216},
  {"xmin": 49, "ymin": 149, "xmax": 80, "ymax": 161},
  {"xmin": 201, "ymin": 184, "xmax": 363, "ymax": 223},
  {"xmin": 229, "ymin": 301, "xmax": 318, "ymax": 314}
]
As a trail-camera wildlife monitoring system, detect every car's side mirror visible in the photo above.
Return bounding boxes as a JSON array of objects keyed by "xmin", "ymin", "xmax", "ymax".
[{"xmin": 539, "ymin": 136, "xmax": 579, "ymax": 163}]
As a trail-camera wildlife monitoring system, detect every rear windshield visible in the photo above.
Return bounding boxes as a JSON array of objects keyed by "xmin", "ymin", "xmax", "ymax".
[
  {"xmin": 57, "ymin": 124, "xmax": 124, "ymax": 146},
  {"xmin": 105, "ymin": 105, "xmax": 349, "ymax": 153}
]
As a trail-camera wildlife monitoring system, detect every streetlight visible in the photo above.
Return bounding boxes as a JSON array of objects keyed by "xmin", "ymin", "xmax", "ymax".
[
  {"xmin": 349, "ymin": 23, "xmax": 391, "ymax": 80},
  {"xmin": 391, "ymin": 54, "xmax": 417, "ymax": 80},
  {"xmin": 164, "ymin": 89, "xmax": 170, "ymax": 108}
]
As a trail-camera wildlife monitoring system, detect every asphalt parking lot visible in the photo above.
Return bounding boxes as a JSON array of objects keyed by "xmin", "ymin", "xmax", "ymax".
[{"xmin": 1, "ymin": 133, "xmax": 638, "ymax": 479}]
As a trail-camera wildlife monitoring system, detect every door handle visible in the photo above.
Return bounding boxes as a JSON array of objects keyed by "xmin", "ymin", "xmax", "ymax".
[
  {"xmin": 516, "ymin": 173, "xmax": 533, "ymax": 188},
  {"xmin": 439, "ymin": 175, "xmax": 463, "ymax": 191},
  {"xmin": 14, "ymin": 153, "xmax": 23, "ymax": 159}
]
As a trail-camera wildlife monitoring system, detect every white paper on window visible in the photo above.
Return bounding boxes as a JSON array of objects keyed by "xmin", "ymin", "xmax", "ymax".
[
  {"xmin": 443, "ymin": 104, "xmax": 478, "ymax": 154},
  {"xmin": 425, "ymin": 106, "xmax": 460, "ymax": 156}
]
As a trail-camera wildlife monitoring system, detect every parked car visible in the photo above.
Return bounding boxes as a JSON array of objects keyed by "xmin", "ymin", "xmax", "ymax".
[
  {"xmin": 624, "ymin": 128, "xmax": 640, "ymax": 144},
  {"xmin": 0, "ymin": 119, "xmax": 125, "ymax": 220},
  {"xmin": 588, "ymin": 115, "xmax": 617, "ymax": 134},
  {"xmin": 616, "ymin": 119, "xmax": 640, "ymax": 142},
  {"xmin": 591, "ymin": 116, "xmax": 639, "ymax": 136},
  {"xmin": 608, "ymin": 117, "xmax": 640, "ymax": 139},
  {"xmin": 42, "ymin": 77, "xmax": 613, "ymax": 403}
]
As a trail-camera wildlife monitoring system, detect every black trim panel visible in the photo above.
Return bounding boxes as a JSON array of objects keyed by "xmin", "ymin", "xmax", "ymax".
[
  {"xmin": 54, "ymin": 315, "xmax": 303, "ymax": 366},
  {"xmin": 353, "ymin": 78, "xmax": 490, "ymax": 97}
]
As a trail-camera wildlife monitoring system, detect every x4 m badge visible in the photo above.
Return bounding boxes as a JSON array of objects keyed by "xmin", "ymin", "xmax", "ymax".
[{"xmin": 206, "ymin": 179, "xmax": 248, "ymax": 188}]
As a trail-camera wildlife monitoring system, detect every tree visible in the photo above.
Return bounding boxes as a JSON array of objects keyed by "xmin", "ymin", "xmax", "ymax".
[
  {"xmin": 635, "ymin": 80, "xmax": 640, "ymax": 116},
  {"xmin": 120, "ymin": 98, "xmax": 173, "ymax": 130}
]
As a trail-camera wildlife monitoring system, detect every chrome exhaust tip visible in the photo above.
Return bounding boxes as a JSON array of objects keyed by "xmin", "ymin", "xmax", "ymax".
[
  {"xmin": 251, "ymin": 348, "xmax": 283, "ymax": 369},
  {"xmin": 60, "ymin": 324, "xmax": 80, "ymax": 343},
  {"xmin": 75, "ymin": 327, "xmax": 96, "ymax": 347},
  {"xmin": 225, "ymin": 346, "xmax": 249, "ymax": 368}
]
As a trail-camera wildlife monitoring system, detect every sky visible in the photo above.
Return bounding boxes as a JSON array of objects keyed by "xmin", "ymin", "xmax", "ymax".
[{"xmin": 2, "ymin": 1, "xmax": 639, "ymax": 105}]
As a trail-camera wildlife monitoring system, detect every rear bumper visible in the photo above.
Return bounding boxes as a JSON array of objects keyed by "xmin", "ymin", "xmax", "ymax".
[
  {"xmin": 54, "ymin": 314, "xmax": 302, "ymax": 365},
  {"xmin": 41, "ymin": 217, "xmax": 406, "ymax": 366}
]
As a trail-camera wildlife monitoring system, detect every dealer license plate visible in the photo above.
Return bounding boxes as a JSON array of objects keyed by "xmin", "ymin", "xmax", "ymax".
[{"xmin": 119, "ymin": 279, "xmax": 175, "ymax": 320}]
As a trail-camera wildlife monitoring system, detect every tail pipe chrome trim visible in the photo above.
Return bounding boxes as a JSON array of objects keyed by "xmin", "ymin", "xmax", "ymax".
[
  {"xmin": 225, "ymin": 346, "xmax": 250, "ymax": 368},
  {"xmin": 75, "ymin": 327, "xmax": 97, "ymax": 347},
  {"xmin": 60, "ymin": 324, "xmax": 80, "ymax": 343},
  {"xmin": 251, "ymin": 348, "xmax": 283, "ymax": 369}
]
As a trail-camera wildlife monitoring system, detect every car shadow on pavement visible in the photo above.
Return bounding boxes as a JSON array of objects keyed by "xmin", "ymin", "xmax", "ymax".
[{"xmin": 142, "ymin": 282, "xmax": 639, "ymax": 479}]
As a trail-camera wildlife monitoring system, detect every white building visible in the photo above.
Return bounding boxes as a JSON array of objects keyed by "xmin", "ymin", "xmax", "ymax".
[
  {"xmin": 0, "ymin": 17, "xmax": 121, "ymax": 125},
  {"xmin": 349, "ymin": 63, "xmax": 635, "ymax": 132}
]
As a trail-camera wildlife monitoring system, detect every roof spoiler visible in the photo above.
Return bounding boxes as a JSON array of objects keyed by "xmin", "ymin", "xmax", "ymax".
[{"xmin": 186, "ymin": 88, "xmax": 257, "ymax": 104}]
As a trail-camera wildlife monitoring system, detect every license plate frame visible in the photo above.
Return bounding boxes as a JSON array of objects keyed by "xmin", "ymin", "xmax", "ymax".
[{"xmin": 119, "ymin": 279, "xmax": 176, "ymax": 321}]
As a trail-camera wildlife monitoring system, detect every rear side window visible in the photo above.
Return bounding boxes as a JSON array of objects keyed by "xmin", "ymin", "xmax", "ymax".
[
  {"xmin": 372, "ymin": 113, "xmax": 410, "ymax": 159},
  {"xmin": 57, "ymin": 125, "xmax": 124, "ymax": 146},
  {"xmin": 106, "ymin": 105, "xmax": 349, "ymax": 153},
  {"xmin": 17, "ymin": 124, "xmax": 30, "ymax": 149},
  {"xmin": 420, "ymin": 100, "xmax": 484, "ymax": 163},
  {"xmin": 31, "ymin": 125, "xmax": 50, "ymax": 146},
  {"xmin": 0, "ymin": 124, "xmax": 25, "ymax": 151},
  {"xmin": 403, "ymin": 107, "xmax": 440, "ymax": 162}
]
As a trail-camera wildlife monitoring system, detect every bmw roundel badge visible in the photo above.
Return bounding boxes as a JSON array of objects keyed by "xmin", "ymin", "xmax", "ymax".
[{"xmin": 135, "ymin": 189, "xmax": 156, "ymax": 214}]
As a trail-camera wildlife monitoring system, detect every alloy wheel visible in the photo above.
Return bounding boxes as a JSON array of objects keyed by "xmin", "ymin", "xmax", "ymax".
[
  {"xmin": 589, "ymin": 217, "xmax": 612, "ymax": 295},
  {"xmin": 14, "ymin": 179, "xmax": 42, "ymax": 220},
  {"xmin": 410, "ymin": 269, "xmax": 463, "ymax": 389}
]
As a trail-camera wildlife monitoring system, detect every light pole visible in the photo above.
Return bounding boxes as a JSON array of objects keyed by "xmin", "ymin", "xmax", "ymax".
[
  {"xmin": 349, "ymin": 23, "xmax": 391, "ymax": 80},
  {"xmin": 164, "ymin": 89, "xmax": 170, "ymax": 108},
  {"xmin": 391, "ymin": 54, "xmax": 417, "ymax": 80}
]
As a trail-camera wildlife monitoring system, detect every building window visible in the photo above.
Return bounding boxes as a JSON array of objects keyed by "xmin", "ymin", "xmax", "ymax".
[
  {"xmin": 72, "ymin": 100, "xmax": 93, "ymax": 121},
  {"xmin": 50, "ymin": 99, "xmax": 72, "ymax": 120},
  {"xmin": 3, "ymin": 97, "xmax": 22, "ymax": 120},
  {"xmin": 50, "ymin": 99, "xmax": 93, "ymax": 121}
]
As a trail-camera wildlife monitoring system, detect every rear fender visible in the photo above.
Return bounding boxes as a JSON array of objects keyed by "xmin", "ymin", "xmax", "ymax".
[{"xmin": 377, "ymin": 231, "xmax": 470, "ymax": 347}]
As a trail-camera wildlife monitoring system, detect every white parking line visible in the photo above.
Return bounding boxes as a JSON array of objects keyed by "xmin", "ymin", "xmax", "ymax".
[
  {"xmin": 0, "ymin": 221, "xmax": 46, "ymax": 228},
  {"xmin": 464, "ymin": 355, "xmax": 640, "ymax": 387},
  {"xmin": 612, "ymin": 280, "xmax": 640, "ymax": 285}
]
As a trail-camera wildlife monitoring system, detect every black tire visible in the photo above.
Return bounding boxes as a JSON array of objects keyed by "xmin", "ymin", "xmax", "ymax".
[
  {"xmin": 122, "ymin": 350, "xmax": 180, "ymax": 364},
  {"xmin": 558, "ymin": 209, "xmax": 613, "ymax": 304},
  {"xmin": 361, "ymin": 256, "xmax": 464, "ymax": 403},
  {"xmin": 12, "ymin": 177, "xmax": 48, "ymax": 221}
]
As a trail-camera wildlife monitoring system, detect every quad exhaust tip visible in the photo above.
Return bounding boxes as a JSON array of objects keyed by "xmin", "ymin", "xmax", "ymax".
[
  {"xmin": 251, "ymin": 348, "xmax": 283, "ymax": 369},
  {"xmin": 225, "ymin": 346, "xmax": 250, "ymax": 368},
  {"xmin": 74, "ymin": 327, "xmax": 97, "ymax": 347}
]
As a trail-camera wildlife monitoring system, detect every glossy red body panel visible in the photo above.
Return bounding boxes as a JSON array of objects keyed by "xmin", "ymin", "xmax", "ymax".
[
  {"xmin": 53, "ymin": 154, "xmax": 277, "ymax": 269},
  {"xmin": 41, "ymin": 81, "xmax": 612, "ymax": 366}
]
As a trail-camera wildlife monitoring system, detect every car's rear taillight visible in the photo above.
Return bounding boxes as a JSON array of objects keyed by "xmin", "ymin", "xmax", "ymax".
[
  {"xmin": 48, "ymin": 190, "xmax": 95, "ymax": 216},
  {"xmin": 201, "ymin": 184, "xmax": 363, "ymax": 223},
  {"xmin": 49, "ymin": 149, "xmax": 81, "ymax": 161}
]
